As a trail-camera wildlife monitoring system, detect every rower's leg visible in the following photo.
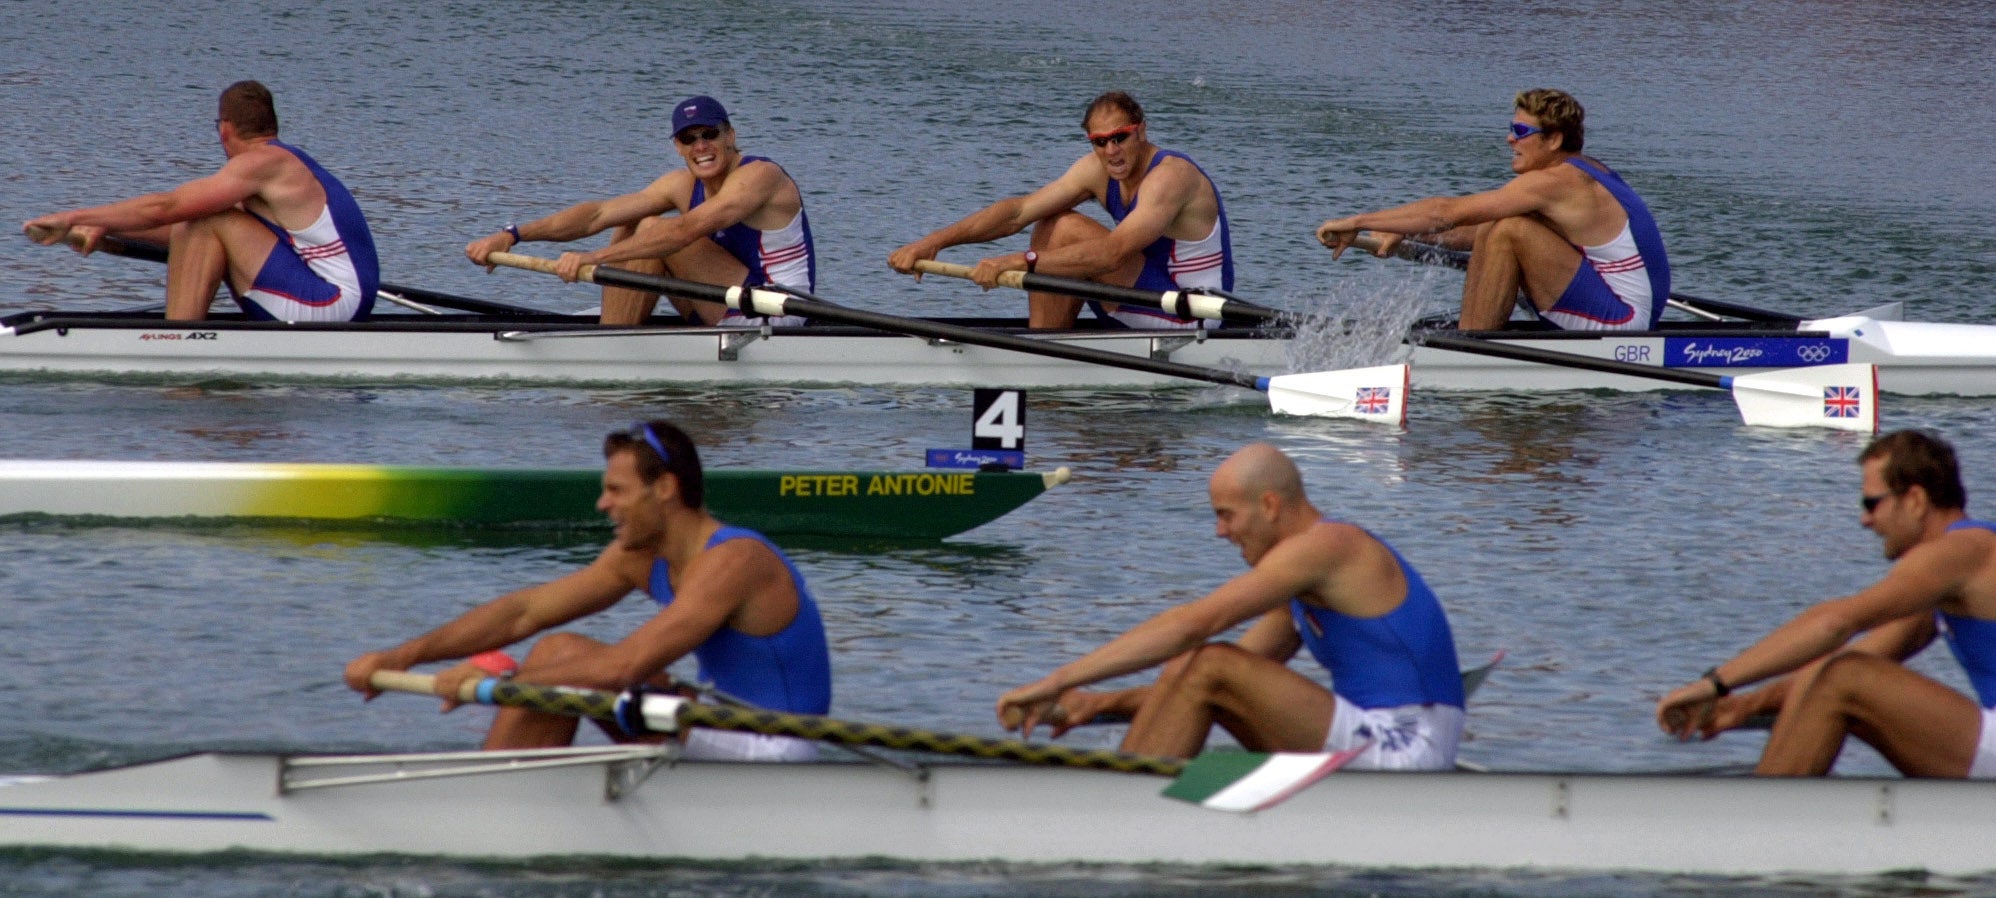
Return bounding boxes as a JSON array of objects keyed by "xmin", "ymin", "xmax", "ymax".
[
  {"xmin": 1757, "ymin": 651, "xmax": 1981, "ymax": 777},
  {"xmin": 1024, "ymin": 212, "xmax": 1144, "ymax": 329},
  {"xmin": 597, "ymin": 222, "xmax": 664, "ymax": 326},
  {"xmin": 480, "ymin": 632, "xmax": 605, "ymax": 749},
  {"xmin": 164, "ymin": 211, "xmax": 276, "ymax": 321},
  {"xmin": 1458, "ymin": 217, "xmax": 1582, "ymax": 330},
  {"xmin": 1119, "ymin": 642, "xmax": 1335, "ymax": 759},
  {"xmin": 659, "ymin": 235, "xmax": 753, "ymax": 326}
]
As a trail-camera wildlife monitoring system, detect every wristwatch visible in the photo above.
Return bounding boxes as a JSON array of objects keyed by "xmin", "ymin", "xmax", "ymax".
[{"xmin": 1024, "ymin": 250, "xmax": 1039, "ymax": 273}]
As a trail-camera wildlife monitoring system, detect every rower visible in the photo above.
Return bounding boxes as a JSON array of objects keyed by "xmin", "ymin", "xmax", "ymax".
[
  {"xmin": 23, "ymin": 80, "xmax": 379, "ymax": 323},
  {"xmin": 1658, "ymin": 429, "xmax": 1996, "ymax": 777},
  {"xmin": 997, "ymin": 443, "xmax": 1466, "ymax": 769},
  {"xmin": 344, "ymin": 419, "xmax": 832, "ymax": 760},
  {"xmin": 887, "ymin": 91, "xmax": 1234, "ymax": 330},
  {"xmin": 1315, "ymin": 88, "xmax": 1670, "ymax": 332},
  {"xmin": 464, "ymin": 96, "xmax": 815, "ymax": 327}
]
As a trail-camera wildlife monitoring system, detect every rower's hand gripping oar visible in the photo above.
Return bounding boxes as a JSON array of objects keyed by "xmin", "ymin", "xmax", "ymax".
[
  {"xmin": 910, "ymin": 259, "xmax": 1286, "ymax": 327},
  {"xmin": 368, "ymin": 669, "xmax": 1355, "ymax": 812},
  {"xmin": 487, "ymin": 251, "xmax": 1411, "ymax": 425}
]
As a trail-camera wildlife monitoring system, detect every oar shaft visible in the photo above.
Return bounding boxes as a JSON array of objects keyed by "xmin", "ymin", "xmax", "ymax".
[
  {"xmin": 488, "ymin": 252, "xmax": 1265, "ymax": 392},
  {"xmin": 369, "ymin": 670, "xmax": 1183, "ymax": 776},
  {"xmin": 911, "ymin": 259, "xmax": 1282, "ymax": 325}
]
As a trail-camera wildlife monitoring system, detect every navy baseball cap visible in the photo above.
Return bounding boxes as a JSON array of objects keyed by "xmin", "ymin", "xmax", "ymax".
[{"xmin": 672, "ymin": 96, "xmax": 730, "ymax": 135}]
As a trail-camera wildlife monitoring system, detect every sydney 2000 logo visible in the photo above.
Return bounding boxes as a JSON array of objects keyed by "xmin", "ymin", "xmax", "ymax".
[{"xmin": 1661, "ymin": 337, "xmax": 1847, "ymax": 368}]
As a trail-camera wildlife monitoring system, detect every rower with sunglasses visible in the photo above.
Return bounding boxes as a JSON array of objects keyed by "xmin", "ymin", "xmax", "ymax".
[
  {"xmin": 1657, "ymin": 430, "xmax": 1996, "ymax": 779},
  {"xmin": 888, "ymin": 91, "xmax": 1233, "ymax": 329},
  {"xmin": 344, "ymin": 419, "xmax": 833, "ymax": 761},
  {"xmin": 466, "ymin": 96, "xmax": 813, "ymax": 327},
  {"xmin": 1315, "ymin": 88, "xmax": 1670, "ymax": 332}
]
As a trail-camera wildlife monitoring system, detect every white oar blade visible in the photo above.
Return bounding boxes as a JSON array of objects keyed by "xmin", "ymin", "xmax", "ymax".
[
  {"xmin": 1727, "ymin": 363, "xmax": 1878, "ymax": 432},
  {"xmin": 1264, "ymin": 364, "xmax": 1408, "ymax": 426}
]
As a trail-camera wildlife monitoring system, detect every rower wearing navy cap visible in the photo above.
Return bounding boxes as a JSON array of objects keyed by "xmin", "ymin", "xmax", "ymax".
[
  {"xmin": 466, "ymin": 95, "xmax": 815, "ymax": 327},
  {"xmin": 345, "ymin": 419, "xmax": 832, "ymax": 760}
]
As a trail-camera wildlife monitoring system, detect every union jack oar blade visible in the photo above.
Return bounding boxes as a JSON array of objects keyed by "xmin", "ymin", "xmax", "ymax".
[
  {"xmin": 1261, "ymin": 364, "xmax": 1409, "ymax": 426},
  {"xmin": 1723, "ymin": 362, "xmax": 1878, "ymax": 432},
  {"xmin": 1162, "ymin": 743, "xmax": 1372, "ymax": 813}
]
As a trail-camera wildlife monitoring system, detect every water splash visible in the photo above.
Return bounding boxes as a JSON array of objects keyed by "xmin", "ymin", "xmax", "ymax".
[{"xmin": 1273, "ymin": 266, "xmax": 1453, "ymax": 371}]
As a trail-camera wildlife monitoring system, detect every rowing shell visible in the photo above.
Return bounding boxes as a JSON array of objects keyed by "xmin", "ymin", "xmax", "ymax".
[
  {"xmin": 1, "ymin": 748, "xmax": 1990, "ymax": 875},
  {"xmin": 0, "ymin": 460, "xmax": 1069, "ymax": 539},
  {"xmin": 0, "ymin": 309, "xmax": 1291, "ymax": 389}
]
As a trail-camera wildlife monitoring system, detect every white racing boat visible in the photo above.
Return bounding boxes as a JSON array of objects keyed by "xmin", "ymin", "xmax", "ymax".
[
  {"xmin": 0, "ymin": 308, "xmax": 1291, "ymax": 389},
  {"xmin": 4, "ymin": 669, "xmax": 1991, "ymax": 876},
  {"xmin": 2, "ymin": 746, "xmax": 1991, "ymax": 875}
]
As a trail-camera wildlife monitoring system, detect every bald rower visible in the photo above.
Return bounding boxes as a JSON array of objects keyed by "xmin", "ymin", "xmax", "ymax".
[{"xmin": 996, "ymin": 443, "xmax": 1466, "ymax": 769}]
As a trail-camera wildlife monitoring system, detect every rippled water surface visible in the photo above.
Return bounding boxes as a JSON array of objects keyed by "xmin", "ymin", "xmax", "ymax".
[{"xmin": 3, "ymin": 1, "xmax": 1996, "ymax": 895}]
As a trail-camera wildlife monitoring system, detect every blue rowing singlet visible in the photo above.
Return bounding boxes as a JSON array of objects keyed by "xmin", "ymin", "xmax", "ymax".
[
  {"xmin": 647, "ymin": 526, "xmax": 832, "ymax": 713},
  {"xmin": 689, "ymin": 156, "xmax": 816, "ymax": 292},
  {"xmin": 1288, "ymin": 524, "xmax": 1464, "ymax": 709},
  {"xmin": 235, "ymin": 141, "xmax": 378, "ymax": 322},
  {"xmin": 1550, "ymin": 157, "xmax": 1670, "ymax": 330},
  {"xmin": 1939, "ymin": 519, "xmax": 1996, "ymax": 708},
  {"xmin": 1099, "ymin": 148, "xmax": 1233, "ymax": 327}
]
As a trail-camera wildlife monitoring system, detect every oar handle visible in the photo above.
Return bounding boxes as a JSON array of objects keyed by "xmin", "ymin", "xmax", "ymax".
[
  {"xmin": 26, "ymin": 224, "xmax": 170, "ymax": 263},
  {"xmin": 910, "ymin": 258, "xmax": 1281, "ymax": 325},
  {"xmin": 912, "ymin": 259, "xmax": 1027, "ymax": 290},
  {"xmin": 371, "ymin": 669, "xmax": 481, "ymax": 702}
]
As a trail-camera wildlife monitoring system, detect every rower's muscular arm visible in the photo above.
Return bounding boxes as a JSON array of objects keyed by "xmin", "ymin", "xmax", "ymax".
[
  {"xmin": 1315, "ymin": 171, "xmax": 1566, "ymax": 257},
  {"xmin": 466, "ymin": 178, "xmax": 678, "ymax": 266},
  {"xmin": 1033, "ymin": 155, "xmax": 1200, "ymax": 280},
  {"xmin": 887, "ymin": 158, "xmax": 1095, "ymax": 274},
  {"xmin": 341, "ymin": 549, "xmax": 636, "ymax": 696},
  {"xmin": 25, "ymin": 148, "xmax": 279, "ymax": 246},
  {"xmin": 586, "ymin": 162, "xmax": 789, "ymax": 267},
  {"xmin": 1658, "ymin": 533, "xmax": 1988, "ymax": 736},
  {"xmin": 1694, "ymin": 613, "xmax": 1938, "ymax": 739},
  {"xmin": 522, "ymin": 540, "xmax": 783, "ymax": 690},
  {"xmin": 998, "ymin": 538, "xmax": 1323, "ymax": 733}
]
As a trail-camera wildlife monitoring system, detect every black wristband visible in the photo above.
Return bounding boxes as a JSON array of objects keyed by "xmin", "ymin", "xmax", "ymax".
[
  {"xmin": 1024, "ymin": 250, "xmax": 1039, "ymax": 274},
  {"xmin": 1703, "ymin": 666, "xmax": 1731, "ymax": 698},
  {"xmin": 504, "ymin": 224, "xmax": 522, "ymax": 245}
]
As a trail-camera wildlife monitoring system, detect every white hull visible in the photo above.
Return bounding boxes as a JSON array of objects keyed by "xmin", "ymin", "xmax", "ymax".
[
  {"xmin": 1408, "ymin": 315, "xmax": 1996, "ymax": 396},
  {"xmin": 3, "ymin": 748, "xmax": 1992, "ymax": 875},
  {"xmin": 0, "ymin": 315, "xmax": 1290, "ymax": 389}
]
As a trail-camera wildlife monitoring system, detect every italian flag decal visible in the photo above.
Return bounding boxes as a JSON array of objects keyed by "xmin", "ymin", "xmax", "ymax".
[{"xmin": 1161, "ymin": 744, "xmax": 1369, "ymax": 812}]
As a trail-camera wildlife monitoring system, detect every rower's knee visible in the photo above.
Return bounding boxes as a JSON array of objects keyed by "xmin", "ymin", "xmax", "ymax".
[
  {"xmin": 520, "ymin": 632, "xmax": 600, "ymax": 668},
  {"xmin": 1807, "ymin": 651, "xmax": 1896, "ymax": 706},
  {"xmin": 1163, "ymin": 642, "xmax": 1254, "ymax": 689}
]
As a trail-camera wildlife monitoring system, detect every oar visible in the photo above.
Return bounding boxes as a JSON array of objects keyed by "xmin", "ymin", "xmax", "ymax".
[
  {"xmin": 371, "ymin": 669, "xmax": 1406, "ymax": 812},
  {"xmin": 486, "ymin": 251, "xmax": 1410, "ymax": 424},
  {"xmin": 1419, "ymin": 333, "xmax": 1878, "ymax": 432},
  {"xmin": 23, "ymin": 226, "xmax": 552, "ymax": 318},
  {"xmin": 1002, "ymin": 650, "xmax": 1507, "ymax": 730},
  {"xmin": 1348, "ymin": 234, "xmax": 1801, "ymax": 324},
  {"xmin": 910, "ymin": 259, "xmax": 1285, "ymax": 327}
]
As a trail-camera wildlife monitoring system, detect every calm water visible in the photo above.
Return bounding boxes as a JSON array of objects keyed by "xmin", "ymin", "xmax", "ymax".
[{"xmin": 3, "ymin": 1, "xmax": 1996, "ymax": 895}]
